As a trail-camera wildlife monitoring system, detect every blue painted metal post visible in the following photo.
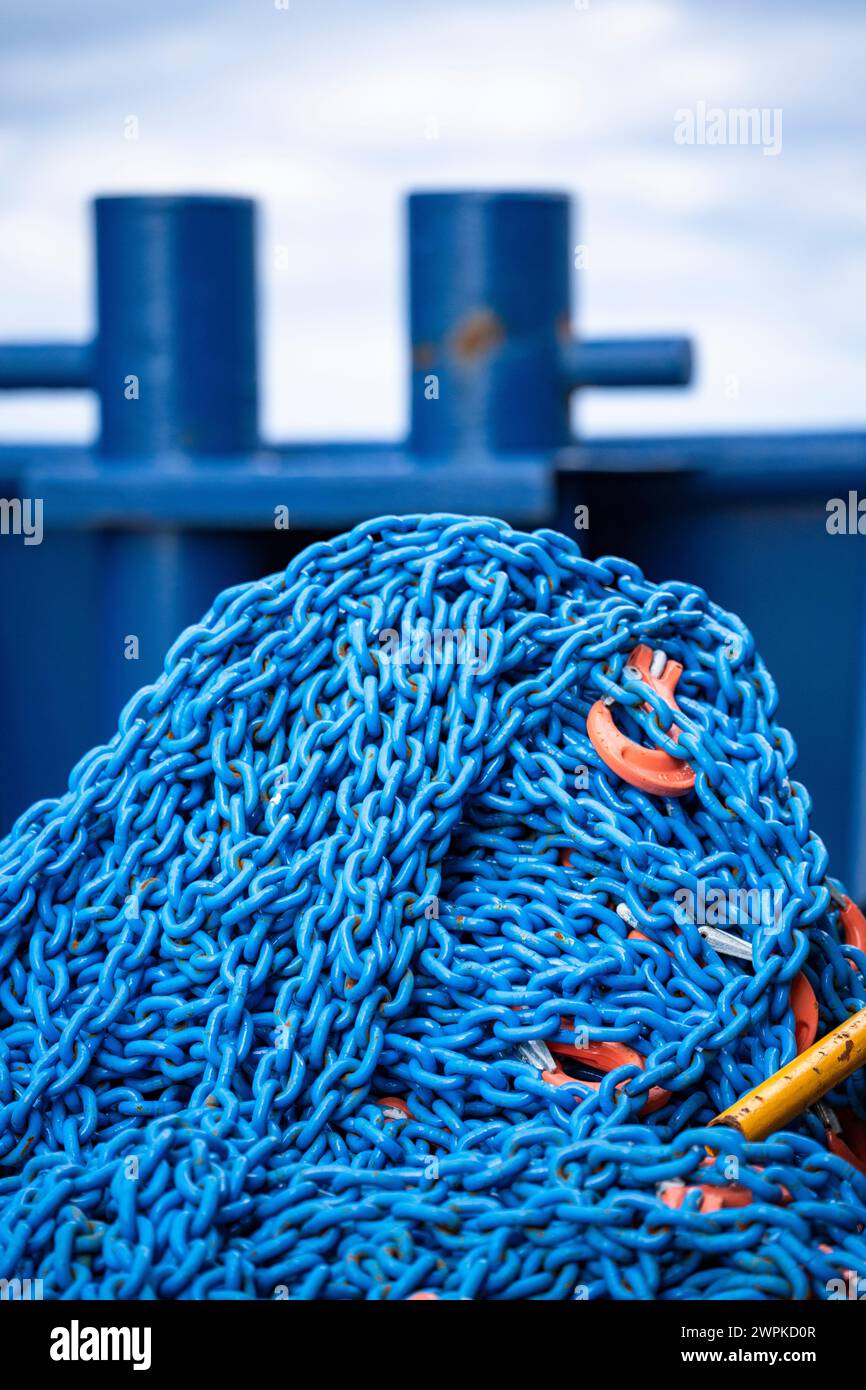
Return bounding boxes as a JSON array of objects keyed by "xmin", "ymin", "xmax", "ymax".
[
  {"xmin": 94, "ymin": 195, "xmax": 258, "ymax": 457},
  {"xmin": 408, "ymin": 190, "xmax": 691, "ymax": 458},
  {"xmin": 409, "ymin": 192, "xmax": 573, "ymax": 456},
  {"xmin": 90, "ymin": 196, "xmax": 264, "ymax": 734}
]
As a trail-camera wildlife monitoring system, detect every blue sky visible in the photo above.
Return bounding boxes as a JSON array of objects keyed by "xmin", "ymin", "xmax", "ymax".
[{"xmin": 0, "ymin": 0, "xmax": 863, "ymax": 444}]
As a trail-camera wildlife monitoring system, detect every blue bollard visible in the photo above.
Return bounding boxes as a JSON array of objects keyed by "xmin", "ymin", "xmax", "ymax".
[
  {"xmin": 93, "ymin": 195, "xmax": 259, "ymax": 457},
  {"xmin": 409, "ymin": 191, "xmax": 572, "ymax": 456},
  {"xmin": 408, "ymin": 190, "xmax": 691, "ymax": 456},
  {"xmin": 89, "ymin": 196, "xmax": 265, "ymax": 730}
]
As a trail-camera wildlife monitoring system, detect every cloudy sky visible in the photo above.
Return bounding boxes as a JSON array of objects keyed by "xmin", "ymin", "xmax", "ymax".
[{"xmin": 0, "ymin": 0, "xmax": 863, "ymax": 444}]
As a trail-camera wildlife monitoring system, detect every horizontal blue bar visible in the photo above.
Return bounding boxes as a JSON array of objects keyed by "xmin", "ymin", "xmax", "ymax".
[
  {"xmin": 19, "ymin": 445, "xmax": 555, "ymax": 527},
  {"xmin": 4, "ymin": 429, "xmax": 865, "ymax": 526},
  {"xmin": 561, "ymin": 431, "xmax": 866, "ymax": 495},
  {"xmin": 561, "ymin": 337, "xmax": 693, "ymax": 389},
  {"xmin": 0, "ymin": 343, "xmax": 92, "ymax": 390}
]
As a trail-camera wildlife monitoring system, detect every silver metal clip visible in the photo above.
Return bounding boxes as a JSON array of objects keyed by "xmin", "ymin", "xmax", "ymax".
[
  {"xmin": 697, "ymin": 924, "xmax": 754, "ymax": 962},
  {"xmin": 515, "ymin": 1039, "xmax": 556, "ymax": 1072},
  {"xmin": 650, "ymin": 648, "xmax": 668, "ymax": 679}
]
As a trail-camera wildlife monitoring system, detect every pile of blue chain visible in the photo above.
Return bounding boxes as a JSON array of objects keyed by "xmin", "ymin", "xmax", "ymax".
[{"xmin": 2, "ymin": 513, "xmax": 866, "ymax": 1300}]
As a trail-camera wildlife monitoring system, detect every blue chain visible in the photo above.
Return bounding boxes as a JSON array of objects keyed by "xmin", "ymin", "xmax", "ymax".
[{"xmin": 1, "ymin": 513, "xmax": 866, "ymax": 1299}]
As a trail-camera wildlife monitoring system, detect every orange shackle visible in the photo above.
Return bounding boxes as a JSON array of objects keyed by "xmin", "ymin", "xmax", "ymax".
[{"xmin": 587, "ymin": 644, "xmax": 695, "ymax": 797}]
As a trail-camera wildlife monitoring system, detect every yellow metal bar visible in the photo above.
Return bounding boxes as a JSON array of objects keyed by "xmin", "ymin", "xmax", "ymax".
[{"xmin": 710, "ymin": 1005, "xmax": 866, "ymax": 1141}]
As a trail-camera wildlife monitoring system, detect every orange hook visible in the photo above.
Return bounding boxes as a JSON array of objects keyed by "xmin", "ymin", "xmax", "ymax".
[
  {"xmin": 377, "ymin": 1096, "xmax": 412, "ymax": 1121},
  {"xmin": 587, "ymin": 644, "xmax": 695, "ymax": 797},
  {"xmin": 660, "ymin": 1157, "xmax": 792, "ymax": 1214},
  {"xmin": 542, "ymin": 1036, "xmax": 670, "ymax": 1115},
  {"xmin": 660, "ymin": 1180, "xmax": 755, "ymax": 1214},
  {"xmin": 825, "ymin": 1106, "xmax": 866, "ymax": 1178},
  {"xmin": 830, "ymin": 887, "xmax": 866, "ymax": 957},
  {"xmin": 789, "ymin": 971, "xmax": 819, "ymax": 1054}
]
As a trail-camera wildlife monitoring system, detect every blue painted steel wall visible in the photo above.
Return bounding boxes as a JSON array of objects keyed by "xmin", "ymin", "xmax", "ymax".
[{"xmin": 1, "ymin": 189, "xmax": 864, "ymax": 896}]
